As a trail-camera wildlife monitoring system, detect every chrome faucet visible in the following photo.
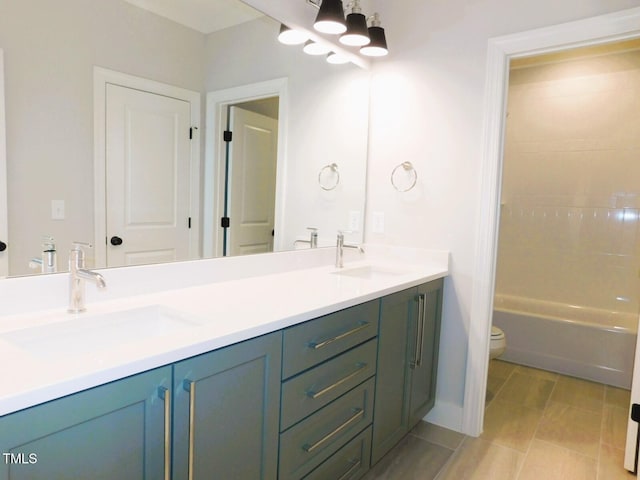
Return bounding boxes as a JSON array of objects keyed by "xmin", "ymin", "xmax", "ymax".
[
  {"xmin": 294, "ymin": 227, "xmax": 319, "ymax": 249},
  {"xmin": 68, "ymin": 242, "xmax": 106, "ymax": 313},
  {"xmin": 335, "ymin": 231, "xmax": 364, "ymax": 268}
]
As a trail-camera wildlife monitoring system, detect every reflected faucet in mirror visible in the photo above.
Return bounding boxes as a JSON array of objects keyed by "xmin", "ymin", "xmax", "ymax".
[{"xmin": 294, "ymin": 227, "xmax": 319, "ymax": 249}]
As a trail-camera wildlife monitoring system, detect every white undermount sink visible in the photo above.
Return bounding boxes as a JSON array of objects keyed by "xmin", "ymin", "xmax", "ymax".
[
  {"xmin": 1, "ymin": 305, "xmax": 201, "ymax": 358},
  {"xmin": 332, "ymin": 264, "xmax": 409, "ymax": 279}
]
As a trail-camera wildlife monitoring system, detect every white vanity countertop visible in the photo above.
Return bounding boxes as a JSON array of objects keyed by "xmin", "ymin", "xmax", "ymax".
[{"xmin": 0, "ymin": 247, "xmax": 449, "ymax": 416}]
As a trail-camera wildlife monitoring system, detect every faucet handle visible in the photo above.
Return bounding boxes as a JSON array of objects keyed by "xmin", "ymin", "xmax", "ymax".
[{"xmin": 72, "ymin": 241, "xmax": 92, "ymax": 250}]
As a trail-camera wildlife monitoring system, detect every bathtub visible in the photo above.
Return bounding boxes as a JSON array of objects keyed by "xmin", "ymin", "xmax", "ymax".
[{"xmin": 493, "ymin": 294, "xmax": 638, "ymax": 389}]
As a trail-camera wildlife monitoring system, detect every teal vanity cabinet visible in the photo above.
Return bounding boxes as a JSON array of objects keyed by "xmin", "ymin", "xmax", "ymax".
[
  {"xmin": 279, "ymin": 300, "xmax": 379, "ymax": 480},
  {"xmin": 172, "ymin": 331, "xmax": 282, "ymax": 480},
  {"xmin": 0, "ymin": 366, "xmax": 172, "ymax": 480},
  {"xmin": 371, "ymin": 278, "xmax": 444, "ymax": 464}
]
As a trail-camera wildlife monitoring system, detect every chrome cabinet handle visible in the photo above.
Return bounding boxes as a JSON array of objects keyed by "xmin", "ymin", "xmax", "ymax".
[
  {"xmin": 412, "ymin": 294, "xmax": 426, "ymax": 368},
  {"xmin": 302, "ymin": 408, "xmax": 364, "ymax": 453},
  {"xmin": 306, "ymin": 363, "xmax": 368, "ymax": 399},
  {"xmin": 158, "ymin": 387, "xmax": 171, "ymax": 480},
  {"xmin": 308, "ymin": 322, "xmax": 370, "ymax": 350},
  {"xmin": 337, "ymin": 459, "xmax": 362, "ymax": 480},
  {"xmin": 183, "ymin": 380, "xmax": 196, "ymax": 480}
]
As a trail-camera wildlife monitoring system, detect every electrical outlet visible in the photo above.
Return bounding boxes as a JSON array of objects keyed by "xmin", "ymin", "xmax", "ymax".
[
  {"xmin": 349, "ymin": 211, "xmax": 360, "ymax": 232},
  {"xmin": 372, "ymin": 211, "xmax": 385, "ymax": 234},
  {"xmin": 51, "ymin": 200, "xmax": 65, "ymax": 220}
]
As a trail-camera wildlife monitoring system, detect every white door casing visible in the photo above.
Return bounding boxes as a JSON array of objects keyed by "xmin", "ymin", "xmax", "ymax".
[
  {"xmin": 0, "ymin": 49, "xmax": 7, "ymax": 278},
  {"xmin": 105, "ymin": 84, "xmax": 192, "ymax": 267},
  {"xmin": 227, "ymin": 106, "xmax": 278, "ymax": 256},
  {"xmin": 464, "ymin": 6, "xmax": 640, "ymax": 459},
  {"xmin": 94, "ymin": 67, "xmax": 200, "ymax": 268},
  {"xmin": 203, "ymin": 78, "xmax": 288, "ymax": 258}
]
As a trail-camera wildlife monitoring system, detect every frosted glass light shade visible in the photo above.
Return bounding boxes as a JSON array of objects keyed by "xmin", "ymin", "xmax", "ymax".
[
  {"xmin": 303, "ymin": 40, "xmax": 331, "ymax": 56},
  {"xmin": 278, "ymin": 24, "xmax": 309, "ymax": 45}
]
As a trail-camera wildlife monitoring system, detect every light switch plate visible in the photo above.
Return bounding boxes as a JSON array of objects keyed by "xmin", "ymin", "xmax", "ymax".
[
  {"xmin": 51, "ymin": 200, "xmax": 65, "ymax": 220},
  {"xmin": 372, "ymin": 212, "xmax": 385, "ymax": 234}
]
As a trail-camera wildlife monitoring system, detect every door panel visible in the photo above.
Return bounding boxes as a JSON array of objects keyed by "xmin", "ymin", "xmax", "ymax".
[
  {"xmin": 106, "ymin": 84, "xmax": 191, "ymax": 267},
  {"xmin": 227, "ymin": 107, "xmax": 278, "ymax": 256},
  {"xmin": 409, "ymin": 280, "xmax": 443, "ymax": 426},
  {"xmin": 172, "ymin": 332, "xmax": 282, "ymax": 480},
  {"xmin": 0, "ymin": 366, "xmax": 171, "ymax": 480}
]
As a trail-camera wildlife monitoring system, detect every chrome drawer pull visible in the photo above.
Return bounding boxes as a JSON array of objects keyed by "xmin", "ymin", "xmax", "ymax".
[
  {"xmin": 302, "ymin": 408, "xmax": 364, "ymax": 453},
  {"xmin": 307, "ymin": 363, "xmax": 368, "ymax": 399},
  {"xmin": 183, "ymin": 380, "xmax": 196, "ymax": 480},
  {"xmin": 338, "ymin": 459, "xmax": 362, "ymax": 480},
  {"xmin": 308, "ymin": 322, "xmax": 370, "ymax": 350},
  {"xmin": 411, "ymin": 294, "xmax": 426, "ymax": 368},
  {"xmin": 158, "ymin": 387, "xmax": 171, "ymax": 480}
]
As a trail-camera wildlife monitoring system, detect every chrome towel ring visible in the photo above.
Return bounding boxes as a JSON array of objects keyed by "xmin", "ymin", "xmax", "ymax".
[{"xmin": 391, "ymin": 161, "xmax": 417, "ymax": 192}]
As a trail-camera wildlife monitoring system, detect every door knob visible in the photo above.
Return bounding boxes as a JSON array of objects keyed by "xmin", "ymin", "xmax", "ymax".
[
  {"xmin": 0, "ymin": 241, "xmax": 6, "ymax": 252},
  {"xmin": 110, "ymin": 236, "xmax": 123, "ymax": 246}
]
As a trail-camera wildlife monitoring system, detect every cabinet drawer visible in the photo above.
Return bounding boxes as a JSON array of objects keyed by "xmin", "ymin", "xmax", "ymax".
[
  {"xmin": 303, "ymin": 426, "xmax": 372, "ymax": 480},
  {"xmin": 279, "ymin": 378, "xmax": 375, "ymax": 480},
  {"xmin": 283, "ymin": 300, "xmax": 379, "ymax": 379},
  {"xmin": 281, "ymin": 339, "xmax": 377, "ymax": 431}
]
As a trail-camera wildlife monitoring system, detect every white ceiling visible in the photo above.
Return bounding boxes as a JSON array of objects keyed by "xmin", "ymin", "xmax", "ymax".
[{"xmin": 123, "ymin": 0, "xmax": 264, "ymax": 34}]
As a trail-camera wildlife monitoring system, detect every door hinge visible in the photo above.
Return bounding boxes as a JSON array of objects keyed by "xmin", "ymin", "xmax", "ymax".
[
  {"xmin": 188, "ymin": 217, "xmax": 192, "ymax": 229},
  {"xmin": 223, "ymin": 130, "xmax": 233, "ymax": 142},
  {"xmin": 221, "ymin": 217, "xmax": 230, "ymax": 228},
  {"xmin": 189, "ymin": 127, "xmax": 198, "ymax": 140}
]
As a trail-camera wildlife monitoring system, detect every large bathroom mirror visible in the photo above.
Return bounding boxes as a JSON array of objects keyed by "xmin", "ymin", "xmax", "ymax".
[{"xmin": 0, "ymin": 0, "xmax": 370, "ymax": 277}]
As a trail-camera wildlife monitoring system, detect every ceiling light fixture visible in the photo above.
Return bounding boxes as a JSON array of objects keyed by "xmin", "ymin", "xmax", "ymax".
[
  {"xmin": 278, "ymin": 24, "xmax": 309, "ymax": 45},
  {"xmin": 313, "ymin": 0, "xmax": 346, "ymax": 35},
  {"xmin": 360, "ymin": 13, "xmax": 388, "ymax": 57},
  {"xmin": 303, "ymin": 40, "xmax": 332, "ymax": 55},
  {"xmin": 339, "ymin": 0, "xmax": 370, "ymax": 47}
]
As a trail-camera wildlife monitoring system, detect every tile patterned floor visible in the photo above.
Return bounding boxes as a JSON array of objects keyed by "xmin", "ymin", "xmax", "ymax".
[{"xmin": 362, "ymin": 360, "xmax": 634, "ymax": 480}]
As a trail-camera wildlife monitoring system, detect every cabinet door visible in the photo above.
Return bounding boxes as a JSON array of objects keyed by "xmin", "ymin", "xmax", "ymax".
[
  {"xmin": 0, "ymin": 366, "xmax": 172, "ymax": 480},
  {"xmin": 408, "ymin": 278, "xmax": 444, "ymax": 427},
  {"xmin": 371, "ymin": 287, "xmax": 414, "ymax": 465},
  {"xmin": 172, "ymin": 332, "xmax": 282, "ymax": 480}
]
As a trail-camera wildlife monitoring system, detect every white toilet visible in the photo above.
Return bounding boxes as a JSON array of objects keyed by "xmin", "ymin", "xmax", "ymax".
[{"xmin": 490, "ymin": 326, "xmax": 506, "ymax": 359}]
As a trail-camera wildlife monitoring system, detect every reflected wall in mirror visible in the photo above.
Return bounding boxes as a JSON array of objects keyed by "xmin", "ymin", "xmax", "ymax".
[{"xmin": 0, "ymin": 0, "xmax": 370, "ymax": 278}]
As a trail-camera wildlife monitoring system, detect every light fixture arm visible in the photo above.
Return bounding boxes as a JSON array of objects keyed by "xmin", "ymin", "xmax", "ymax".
[{"xmin": 368, "ymin": 12, "xmax": 382, "ymax": 27}]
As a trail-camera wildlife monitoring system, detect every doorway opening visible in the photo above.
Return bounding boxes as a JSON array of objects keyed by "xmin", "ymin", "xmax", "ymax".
[
  {"xmin": 221, "ymin": 98, "xmax": 279, "ymax": 256},
  {"xmin": 465, "ymin": 6, "xmax": 640, "ymax": 472},
  {"xmin": 93, "ymin": 67, "xmax": 201, "ymax": 269},
  {"xmin": 203, "ymin": 78, "xmax": 288, "ymax": 258}
]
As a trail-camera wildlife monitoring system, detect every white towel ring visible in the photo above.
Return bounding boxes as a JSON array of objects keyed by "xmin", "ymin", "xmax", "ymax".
[
  {"xmin": 391, "ymin": 161, "xmax": 417, "ymax": 192},
  {"xmin": 318, "ymin": 163, "xmax": 340, "ymax": 191}
]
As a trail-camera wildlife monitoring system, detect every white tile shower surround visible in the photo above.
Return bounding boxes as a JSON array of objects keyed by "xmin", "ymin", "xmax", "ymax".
[
  {"xmin": 0, "ymin": 245, "xmax": 449, "ymax": 416},
  {"xmin": 496, "ymin": 48, "xmax": 640, "ymax": 315}
]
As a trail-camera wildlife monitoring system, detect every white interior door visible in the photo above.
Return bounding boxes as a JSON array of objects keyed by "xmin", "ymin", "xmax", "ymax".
[
  {"xmin": 105, "ymin": 84, "xmax": 192, "ymax": 267},
  {"xmin": 226, "ymin": 107, "xmax": 278, "ymax": 256},
  {"xmin": 0, "ymin": 49, "xmax": 7, "ymax": 278}
]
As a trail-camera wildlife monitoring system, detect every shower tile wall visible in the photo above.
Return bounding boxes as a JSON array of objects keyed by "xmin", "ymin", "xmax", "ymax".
[{"xmin": 496, "ymin": 49, "xmax": 640, "ymax": 315}]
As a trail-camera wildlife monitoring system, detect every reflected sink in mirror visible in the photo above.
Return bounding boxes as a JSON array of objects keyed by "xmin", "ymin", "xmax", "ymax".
[
  {"xmin": 332, "ymin": 265, "xmax": 409, "ymax": 280},
  {"xmin": 1, "ymin": 306, "xmax": 201, "ymax": 359}
]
